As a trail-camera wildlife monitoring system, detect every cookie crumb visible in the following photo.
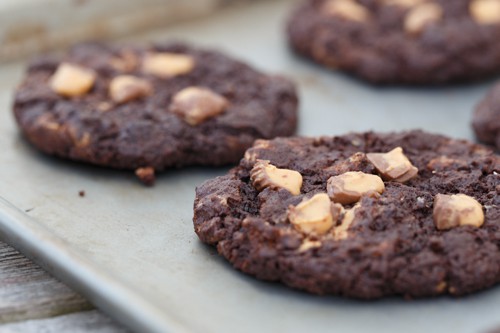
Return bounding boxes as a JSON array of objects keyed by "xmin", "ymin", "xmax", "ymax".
[
  {"xmin": 135, "ymin": 167, "xmax": 155, "ymax": 186},
  {"xmin": 78, "ymin": 190, "xmax": 85, "ymax": 197}
]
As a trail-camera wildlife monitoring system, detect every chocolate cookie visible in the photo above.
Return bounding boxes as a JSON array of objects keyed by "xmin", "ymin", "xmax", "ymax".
[
  {"xmin": 287, "ymin": 0, "xmax": 500, "ymax": 84},
  {"xmin": 473, "ymin": 81, "xmax": 500, "ymax": 150},
  {"xmin": 194, "ymin": 130, "xmax": 500, "ymax": 298},
  {"xmin": 13, "ymin": 42, "xmax": 298, "ymax": 185}
]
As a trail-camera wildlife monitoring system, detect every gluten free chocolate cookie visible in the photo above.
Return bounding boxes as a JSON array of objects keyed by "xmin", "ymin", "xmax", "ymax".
[
  {"xmin": 13, "ymin": 42, "xmax": 298, "ymax": 185},
  {"xmin": 473, "ymin": 81, "xmax": 500, "ymax": 150},
  {"xmin": 287, "ymin": 0, "xmax": 500, "ymax": 84},
  {"xmin": 194, "ymin": 130, "xmax": 500, "ymax": 298}
]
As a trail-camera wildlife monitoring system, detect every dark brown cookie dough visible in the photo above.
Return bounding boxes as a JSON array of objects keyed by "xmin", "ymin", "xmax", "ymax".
[
  {"xmin": 13, "ymin": 42, "xmax": 298, "ymax": 184},
  {"xmin": 473, "ymin": 82, "xmax": 500, "ymax": 150},
  {"xmin": 194, "ymin": 130, "xmax": 500, "ymax": 298},
  {"xmin": 287, "ymin": 0, "xmax": 500, "ymax": 84}
]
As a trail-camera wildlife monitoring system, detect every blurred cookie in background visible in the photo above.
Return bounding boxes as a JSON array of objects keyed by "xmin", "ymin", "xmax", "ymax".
[
  {"xmin": 287, "ymin": 0, "xmax": 500, "ymax": 84},
  {"xmin": 473, "ymin": 81, "xmax": 500, "ymax": 150}
]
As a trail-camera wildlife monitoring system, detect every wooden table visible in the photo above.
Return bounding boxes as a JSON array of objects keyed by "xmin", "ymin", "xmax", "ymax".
[{"xmin": 0, "ymin": 241, "xmax": 128, "ymax": 332}]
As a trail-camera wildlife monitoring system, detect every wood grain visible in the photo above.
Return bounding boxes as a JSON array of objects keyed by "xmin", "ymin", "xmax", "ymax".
[
  {"xmin": 0, "ymin": 310, "xmax": 128, "ymax": 333},
  {"xmin": 0, "ymin": 241, "xmax": 92, "ymax": 323},
  {"xmin": 0, "ymin": 241, "xmax": 126, "ymax": 332}
]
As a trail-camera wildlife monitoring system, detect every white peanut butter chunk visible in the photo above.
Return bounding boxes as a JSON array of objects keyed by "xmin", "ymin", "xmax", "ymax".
[
  {"xmin": 288, "ymin": 193, "xmax": 342, "ymax": 235},
  {"xmin": 404, "ymin": 2, "xmax": 443, "ymax": 34},
  {"xmin": 333, "ymin": 203, "xmax": 360, "ymax": 240},
  {"xmin": 50, "ymin": 63, "xmax": 96, "ymax": 97},
  {"xmin": 382, "ymin": 0, "xmax": 424, "ymax": 8},
  {"xmin": 170, "ymin": 87, "xmax": 228, "ymax": 126},
  {"xmin": 327, "ymin": 171, "xmax": 385, "ymax": 204},
  {"xmin": 250, "ymin": 160, "xmax": 303, "ymax": 195},
  {"xmin": 367, "ymin": 147, "xmax": 418, "ymax": 183},
  {"xmin": 142, "ymin": 52, "xmax": 195, "ymax": 78},
  {"xmin": 322, "ymin": 0, "xmax": 370, "ymax": 22},
  {"xmin": 470, "ymin": 0, "xmax": 500, "ymax": 24},
  {"xmin": 109, "ymin": 75, "xmax": 153, "ymax": 104},
  {"xmin": 433, "ymin": 194, "xmax": 485, "ymax": 230}
]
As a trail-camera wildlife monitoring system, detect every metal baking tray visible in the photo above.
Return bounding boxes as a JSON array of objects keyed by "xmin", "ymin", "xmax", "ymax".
[
  {"xmin": 0, "ymin": 0, "xmax": 235, "ymax": 61},
  {"xmin": 0, "ymin": 1, "xmax": 499, "ymax": 332}
]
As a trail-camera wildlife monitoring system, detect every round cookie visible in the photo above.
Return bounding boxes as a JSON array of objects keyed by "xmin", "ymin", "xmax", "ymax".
[
  {"xmin": 13, "ymin": 42, "xmax": 298, "ymax": 185},
  {"xmin": 193, "ymin": 130, "xmax": 500, "ymax": 298},
  {"xmin": 287, "ymin": 0, "xmax": 500, "ymax": 84},
  {"xmin": 473, "ymin": 82, "xmax": 500, "ymax": 150}
]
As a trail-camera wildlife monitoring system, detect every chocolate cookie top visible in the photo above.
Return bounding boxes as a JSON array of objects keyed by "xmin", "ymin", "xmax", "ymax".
[
  {"xmin": 473, "ymin": 82, "xmax": 500, "ymax": 150},
  {"xmin": 194, "ymin": 130, "xmax": 500, "ymax": 298},
  {"xmin": 13, "ymin": 42, "xmax": 298, "ymax": 184},
  {"xmin": 287, "ymin": 0, "xmax": 500, "ymax": 84}
]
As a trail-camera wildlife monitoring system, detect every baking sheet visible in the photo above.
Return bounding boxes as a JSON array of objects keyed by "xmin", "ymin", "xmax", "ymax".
[
  {"xmin": 1, "ymin": 1, "xmax": 499, "ymax": 332},
  {"xmin": 0, "ymin": 0, "xmax": 238, "ymax": 62}
]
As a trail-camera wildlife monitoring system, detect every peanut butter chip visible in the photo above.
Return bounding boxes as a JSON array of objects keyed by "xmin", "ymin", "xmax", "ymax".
[
  {"xmin": 288, "ymin": 193, "xmax": 341, "ymax": 235},
  {"xmin": 250, "ymin": 160, "xmax": 303, "ymax": 195},
  {"xmin": 50, "ymin": 63, "xmax": 96, "ymax": 97},
  {"xmin": 97, "ymin": 102, "xmax": 112, "ymax": 112},
  {"xmin": 323, "ymin": 0, "xmax": 370, "ymax": 22},
  {"xmin": 244, "ymin": 140, "xmax": 270, "ymax": 162},
  {"xmin": 327, "ymin": 171, "xmax": 385, "ymax": 204},
  {"xmin": 433, "ymin": 194, "xmax": 485, "ymax": 230},
  {"xmin": 367, "ymin": 147, "xmax": 418, "ymax": 183},
  {"xmin": 142, "ymin": 52, "xmax": 195, "ymax": 78},
  {"xmin": 109, "ymin": 75, "xmax": 153, "ymax": 104},
  {"xmin": 470, "ymin": 0, "xmax": 500, "ymax": 24},
  {"xmin": 35, "ymin": 114, "xmax": 59, "ymax": 131},
  {"xmin": 74, "ymin": 132, "xmax": 91, "ymax": 148},
  {"xmin": 110, "ymin": 51, "xmax": 138, "ymax": 72},
  {"xmin": 427, "ymin": 156, "xmax": 467, "ymax": 171},
  {"xmin": 333, "ymin": 203, "xmax": 360, "ymax": 240},
  {"xmin": 298, "ymin": 240, "xmax": 322, "ymax": 252},
  {"xmin": 170, "ymin": 87, "xmax": 228, "ymax": 126},
  {"xmin": 404, "ymin": 2, "xmax": 443, "ymax": 34},
  {"xmin": 382, "ymin": 0, "xmax": 424, "ymax": 7},
  {"xmin": 73, "ymin": 131, "xmax": 91, "ymax": 148}
]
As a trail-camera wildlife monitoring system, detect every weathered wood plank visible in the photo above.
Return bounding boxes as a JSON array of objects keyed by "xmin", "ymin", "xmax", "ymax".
[
  {"xmin": 0, "ymin": 241, "xmax": 104, "ymax": 325},
  {"xmin": 0, "ymin": 310, "xmax": 129, "ymax": 333}
]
